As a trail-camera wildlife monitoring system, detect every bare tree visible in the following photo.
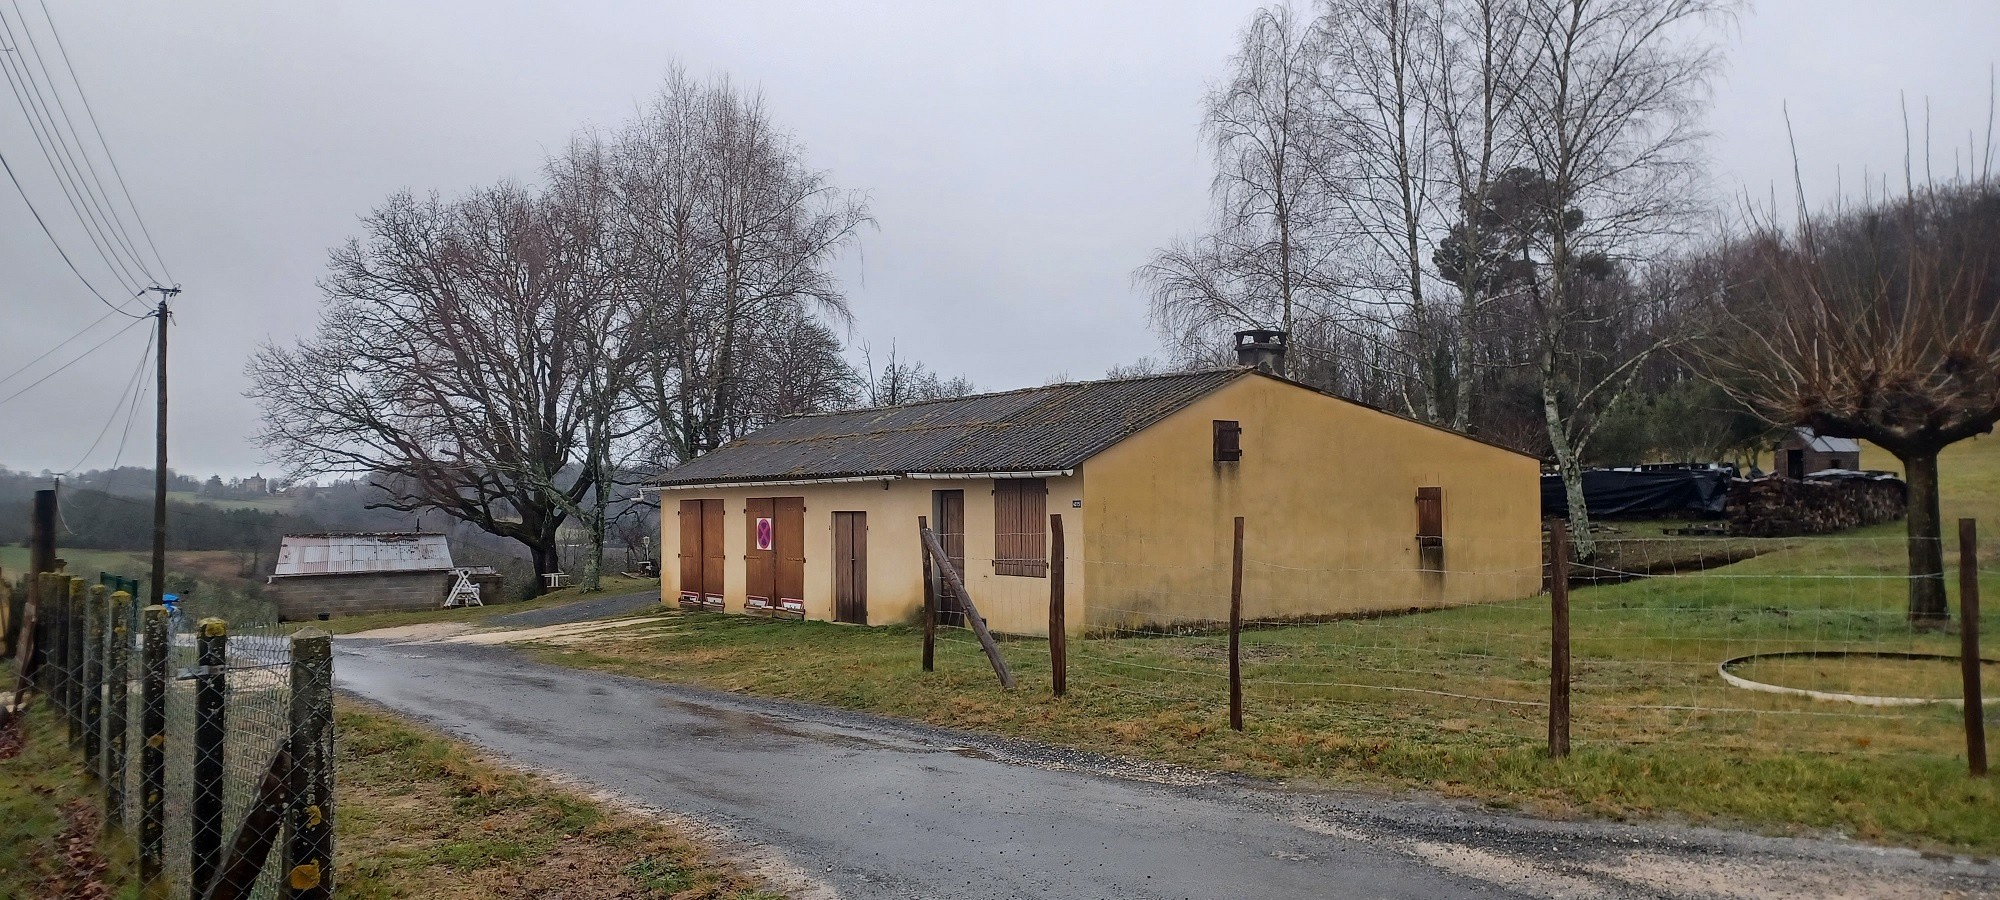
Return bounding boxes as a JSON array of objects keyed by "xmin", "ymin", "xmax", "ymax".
[
  {"xmin": 1698, "ymin": 178, "xmax": 2000, "ymax": 622},
  {"xmin": 859, "ymin": 341, "xmax": 975, "ymax": 406},
  {"xmin": 247, "ymin": 185, "xmax": 597, "ymax": 586},
  {"xmin": 1139, "ymin": 5, "xmax": 1347, "ymax": 376},
  {"xmin": 1507, "ymin": 0, "xmax": 1728, "ymax": 557}
]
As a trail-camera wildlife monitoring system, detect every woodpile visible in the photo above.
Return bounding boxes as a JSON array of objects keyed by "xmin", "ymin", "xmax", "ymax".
[{"xmin": 1726, "ymin": 475, "xmax": 1907, "ymax": 537}]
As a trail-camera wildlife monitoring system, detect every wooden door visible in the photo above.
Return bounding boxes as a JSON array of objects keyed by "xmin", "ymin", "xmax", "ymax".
[
  {"xmin": 745, "ymin": 498, "xmax": 776, "ymax": 610},
  {"xmin": 678, "ymin": 500, "xmax": 704, "ymax": 605},
  {"xmin": 833, "ymin": 512, "xmax": 868, "ymax": 624},
  {"xmin": 932, "ymin": 490, "xmax": 966, "ymax": 626},
  {"xmin": 776, "ymin": 497, "xmax": 806, "ymax": 613},
  {"xmin": 700, "ymin": 499, "xmax": 725, "ymax": 606}
]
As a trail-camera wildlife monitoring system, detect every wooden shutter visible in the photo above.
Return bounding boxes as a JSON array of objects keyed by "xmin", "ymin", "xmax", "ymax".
[
  {"xmin": 1213, "ymin": 420, "xmax": 1242, "ymax": 462},
  {"xmin": 776, "ymin": 497, "xmax": 806, "ymax": 612},
  {"xmin": 993, "ymin": 478, "xmax": 1047, "ymax": 577},
  {"xmin": 700, "ymin": 499, "xmax": 725, "ymax": 606},
  {"xmin": 745, "ymin": 498, "xmax": 776, "ymax": 609}
]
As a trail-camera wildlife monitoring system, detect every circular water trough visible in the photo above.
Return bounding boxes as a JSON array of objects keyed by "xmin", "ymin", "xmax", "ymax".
[{"xmin": 1717, "ymin": 650, "xmax": 2000, "ymax": 707}]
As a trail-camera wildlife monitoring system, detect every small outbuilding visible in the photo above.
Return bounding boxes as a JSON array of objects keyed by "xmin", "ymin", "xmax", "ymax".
[
  {"xmin": 266, "ymin": 532, "xmax": 456, "ymax": 620},
  {"xmin": 655, "ymin": 332, "xmax": 1543, "ymax": 635},
  {"xmin": 1776, "ymin": 428, "xmax": 1861, "ymax": 479}
]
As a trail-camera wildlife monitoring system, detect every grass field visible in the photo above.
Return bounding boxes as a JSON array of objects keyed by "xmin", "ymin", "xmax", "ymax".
[
  {"xmin": 0, "ymin": 703, "xmax": 137, "ymax": 899},
  {"xmin": 529, "ymin": 435, "xmax": 2000, "ymax": 853},
  {"xmin": 0, "ymin": 546, "xmax": 260, "ymax": 595}
]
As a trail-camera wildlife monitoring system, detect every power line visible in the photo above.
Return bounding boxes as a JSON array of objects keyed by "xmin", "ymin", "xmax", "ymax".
[
  {"xmin": 0, "ymin": 304, "xmax": 120, "ymax": 389},
  {"xmin": 33, "ymin": 0, "xmax": 171, "ymax": 282},
  {"xmin": 0, "ymin": 1, "xmax": 157, "ymax": 290},
  {"xmin": 0, "ymin": 310, "xmax": 147, "ymax": 406},
  {"xmin": 0, "ymin": 144, "xmax": 142, "ymax": 316},
  {"xmin": 60, "ymin": 323, "xmax": 152, "ymax": 474}
]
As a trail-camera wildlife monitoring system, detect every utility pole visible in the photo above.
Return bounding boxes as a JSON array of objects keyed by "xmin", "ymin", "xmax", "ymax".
[{"xmin": 147, "ymin": 286, "xmax": 179, "ymax": 608}]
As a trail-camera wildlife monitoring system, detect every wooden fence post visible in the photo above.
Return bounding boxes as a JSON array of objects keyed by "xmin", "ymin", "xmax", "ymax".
[
  {"xmin": 192, "ymin": 618, "xmax": 229, "ymax": 898},
  {"xmin": 204, "ymin": 750, "xmax": 293, "ymax": 900},
  {"xmin": 920, "ymin": 526, "xmax": 1015, "ymax": 689},
  {"xmin": 105, "ymin": 590, "xmax": 132, "ymax": 828},
  {"xmin": 1961, "ymin": 518, "xmax": 1987, "ymax": 778},
  {"xmin": 1229, "ymin": 516, "xmax": 1244, "ymax": 732},
  {"xmin": 1548, "ymin": 520, "xmax": 1572, "ymax": 759},
  {"xmin": 68, "ymin": 577, "xmax": 86, "ymax": 743},
  {"xmin": 286, "ymin": 628, "xmax": 334, "ymax": 900},
  {"xmin": 83, "ymin": 584, "xmax": 106, "ymax": 776},
  {"xmin": 139, "ymin": 605, "xmax": 167, "ymax": 897},
  {"xmin": 1050, "ymin": 514, "xmax": 1066, "ymax": 698},
  {"xmin": 919, "ymin": 516, "xmax": 935, "ymax": 673}
]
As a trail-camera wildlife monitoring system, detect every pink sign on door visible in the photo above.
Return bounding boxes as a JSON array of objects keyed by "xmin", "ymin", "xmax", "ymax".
[{"xmin": 755, "ymin": 517, "xmax": 774, "ymax": 551}]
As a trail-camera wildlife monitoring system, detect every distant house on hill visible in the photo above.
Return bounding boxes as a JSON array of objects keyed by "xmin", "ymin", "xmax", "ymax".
[
  {"xmin": 266, "ymin": 532, "xmax": 455, "ymax": 620},
  {"xmin": 1776, "ymin": 428, "xmax": 1861, "ymax": 479},
  {"xmin": 655, "ymin": 330, "xmax": 1543, "ymax": 635}
]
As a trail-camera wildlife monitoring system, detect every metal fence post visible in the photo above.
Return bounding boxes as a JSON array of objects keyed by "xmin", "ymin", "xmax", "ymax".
[
  {"xmin": 105, "ymin": 590, "xmax": 132, "ymax": 828},
  {"xmin": 1961, "ymin": 518, "xmax": 1987, "ymax": 777},
  {"xmin": 192, "ymin": 618, "xmax": 229, "ymax": 898},
  {"xmin": 83, "ymin": 584, "xmax": 106, "ymax": 776},
  {"xmin": 286, "ymin": 628, "xmax": 334, "ymax": 900},
  {"xmin": 1549, "ymin": 519, "xmax": 1573, "ymax": 759},
  {"xmin": 139, "ymin": 604, "xmax": 167, "ymax": 897}
]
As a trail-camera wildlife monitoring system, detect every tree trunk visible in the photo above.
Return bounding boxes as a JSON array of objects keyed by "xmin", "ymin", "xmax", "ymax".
[
  {"xmin": 529, "ymin": 545, "xmax": 561, "ymax": 598},
  {"xmin": 1542, "ymin": 375, "xmax": 1595, "ymax": 561},
  {"xmin": 580, "ymin": 463, "xmax": 608, "ymax": 593},
  {"xmin": 1899, "ymin": 448, "xmax": 1949, "ymax": 623}
]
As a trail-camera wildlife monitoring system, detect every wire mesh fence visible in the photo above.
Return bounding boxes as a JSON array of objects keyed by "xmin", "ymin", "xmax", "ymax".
[
  {"xmin": 20, "ymin": 570, "xmax": 334, "ymax": 900},
  {"xmin": 923, "ymin": 519, "xmax": 1994, "ymax": 769}
]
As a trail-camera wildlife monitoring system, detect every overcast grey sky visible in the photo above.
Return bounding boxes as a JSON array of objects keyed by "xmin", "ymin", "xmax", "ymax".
[{"xmin": 1, "ymin": 0, "xmax": 1995, "ymax": 478}]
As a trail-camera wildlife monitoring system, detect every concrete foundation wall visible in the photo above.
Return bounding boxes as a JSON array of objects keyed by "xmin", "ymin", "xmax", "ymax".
[{"xmin": 268, "ymin": 571, "xmax": 450, "ymax": 620}]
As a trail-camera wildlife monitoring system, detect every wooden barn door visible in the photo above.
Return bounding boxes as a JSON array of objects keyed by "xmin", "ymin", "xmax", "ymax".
[
  {"xmin": 776, "ymin": 497, "xmax": 806, "ymax": 613},
  {"xmin": 932, "ymin": 489, "xmax": 966, "ymax": 626},
  {"xmin": 832, "ymin": 512, "xmax": 868, "ymax": 624},
  {"xmin": 745, "ymin": 498, "xmax": 776, "ymax": 610},
  {"xmin": 678, "ymin": 499, "xmax": 726, "ymax": 607}
]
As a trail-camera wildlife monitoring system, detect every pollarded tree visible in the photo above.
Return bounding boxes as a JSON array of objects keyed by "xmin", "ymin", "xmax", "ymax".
[{"xmin": 1699, "ymin": 178, "xmax": 2000, "ymax": 623}]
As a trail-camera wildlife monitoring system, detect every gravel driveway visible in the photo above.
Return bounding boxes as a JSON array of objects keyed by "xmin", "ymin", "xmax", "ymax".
[{"xmin": 333, "ymin": 633, "xmax": 1998, "ymax": 900}]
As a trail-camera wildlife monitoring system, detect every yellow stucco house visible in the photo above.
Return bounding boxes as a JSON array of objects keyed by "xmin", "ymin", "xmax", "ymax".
[{"xmin": 656, "ymin": 332, "xmax": 1543, "ymax": 635}]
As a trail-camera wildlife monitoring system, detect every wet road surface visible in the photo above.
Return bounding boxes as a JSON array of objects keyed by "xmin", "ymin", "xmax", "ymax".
[{"xmin": 335, "ymin": 637, "xmax": 2000, "ymax": 900}]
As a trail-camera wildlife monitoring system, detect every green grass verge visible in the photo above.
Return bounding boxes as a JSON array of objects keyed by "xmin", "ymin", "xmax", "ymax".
[
  {"xmin": 0, "ymin": 701, "xmax": 137, "ymax": 899},
  {"xmin": 313, "ymin": 576, "xmax": 661, "ymax": 635},
  {"xmin": 337, "ymin": 701, "xmax": 779, "ymax": 899}
]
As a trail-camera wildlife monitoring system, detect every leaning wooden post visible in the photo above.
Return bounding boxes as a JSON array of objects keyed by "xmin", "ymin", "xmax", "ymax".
[
  {"xmin": 1049, "ymin": 514, "xmax": 1067, "ymax": 697},
  {"xmin": 139, "ymin": 604, "xmax": 168, "ymax": 897},
  {"xmin": 192, "ymin": 618, "xmax": 229, "ymax": 898},
  {"xmin": 286, "ymin": 628, "xmax": 335, "ymax": 900},
  {"xmin": 83, "ymin": 584, "xmax": 106, "ymax": 776},
  {"xmin": 1548, "ymin": 520, "xmax": 1573, "ymax": 759},
  {"xmin": 205, "ymin": 750, "xmax": 293, "ymax": 900},
  {"xmin": 920, "ymin": 526, "xmax": 1015, "ymax": 689},
  {"xmin": 1229, "ymin": 516, "xmax": 1244, "ymax": 732},
  {"xmin": 919, "ymin": 516, "xmax": 936, "ymax": 673},
  {"xmin": 105, "ymin": 590, "xmax": 132, "ymax": 828},
  {"xmin": 1961, "ymin": 518, "xmax": 1987, "ymax": 777}
]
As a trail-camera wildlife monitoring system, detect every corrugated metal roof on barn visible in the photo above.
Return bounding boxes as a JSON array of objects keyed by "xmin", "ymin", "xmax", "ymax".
[
  {"xmin": 271, "ymin": 532, "xmax": 455, "ymax": 577},
  {"xmin": 657, "ymin": 368, "xmax": 1249, "ymax": 486}
]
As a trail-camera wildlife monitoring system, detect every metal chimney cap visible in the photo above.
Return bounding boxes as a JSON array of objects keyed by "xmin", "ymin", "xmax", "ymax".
[{"xmin": 1234, "ymin": 328, "xmax": 1287, "ymax": 348}]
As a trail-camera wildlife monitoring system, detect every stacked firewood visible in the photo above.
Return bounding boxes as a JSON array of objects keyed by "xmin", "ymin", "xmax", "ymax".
[{"xmin": 1726, "ymin": 475, "xmax": 1907, "ymax": 537}]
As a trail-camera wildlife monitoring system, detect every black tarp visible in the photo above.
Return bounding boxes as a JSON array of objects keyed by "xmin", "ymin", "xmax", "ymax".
[{"xmin": 1541, "ymin": 468, "xmax": 1732, "ymax": 519}]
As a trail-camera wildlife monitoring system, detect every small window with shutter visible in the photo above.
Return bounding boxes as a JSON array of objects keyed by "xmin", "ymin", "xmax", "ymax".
[
  {"xmin": 1213, "ymin": 420, "xmax": 1242, "ymax": 462},
  {"xmin": 993, "ymin": 478, "xmax": 1048, "ymax": 577},
  {"xmin": 1415, "ymin": 486, "xmax": 1444, "ymax": 572}
]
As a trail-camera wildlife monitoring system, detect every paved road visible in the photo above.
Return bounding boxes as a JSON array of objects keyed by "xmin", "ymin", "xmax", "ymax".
[
  {"xmin": 333, "ymin": 637, "xmax": 1998, "ymax": 900},
  {"xmin": 480, "ymin": 590, "xmax": 661, "ymax": 629}
]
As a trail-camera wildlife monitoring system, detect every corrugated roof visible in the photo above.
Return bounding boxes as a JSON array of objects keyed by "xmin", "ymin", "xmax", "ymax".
[
  {"xmin": 657, "ymin": 369, "xmax": 1247, "ymax": 486},
  {"xmin": 1796, "ymin": 428, "xmax": 1862, "ymax": 454},
  {"xmin": 271, "ymin": 532, "xmax": 455, "ymax": 577}
]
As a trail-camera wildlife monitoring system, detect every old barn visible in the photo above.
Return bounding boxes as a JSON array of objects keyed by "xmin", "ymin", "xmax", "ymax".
[{"xmin": 656, "ymin": 333, "xmax": 1543, "ymax": 635}]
